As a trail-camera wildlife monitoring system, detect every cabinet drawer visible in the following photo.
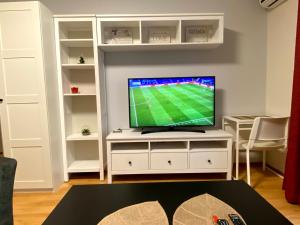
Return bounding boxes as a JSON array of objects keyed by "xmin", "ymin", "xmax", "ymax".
[
  {"xmin": 190, "ymin": 152, "xmax": 227, "ymax": 169},
  {"xmin": 151, "ymin": 153, "xmax": 188, "ymax": 170},
  {"xmin": 111, "ymin": 153, "xmax": 148, "ymax": 171}
]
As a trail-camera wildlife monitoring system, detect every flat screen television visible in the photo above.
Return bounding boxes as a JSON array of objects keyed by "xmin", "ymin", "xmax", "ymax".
[{"xmin": 128, "ymin": 76, "xmax": 215, "ymax": 131}]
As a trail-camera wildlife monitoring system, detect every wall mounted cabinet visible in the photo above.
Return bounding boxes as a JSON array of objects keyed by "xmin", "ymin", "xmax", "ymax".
[{"xmin": 97, "ymin": 14, "xmax": 224, "ymax": 52}]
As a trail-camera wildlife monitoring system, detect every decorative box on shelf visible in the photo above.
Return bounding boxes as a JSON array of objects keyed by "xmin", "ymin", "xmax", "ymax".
[
  {"xmin": 186, "ymin": 25, "xmax": 213, "ymax": 43},
  {"xmin": 148, "ymin": 27, "xmax": 171, "ymax": 44},
  {"xmin": 104, "ymin": 27, "xmax": 133, "ymax": 44}
]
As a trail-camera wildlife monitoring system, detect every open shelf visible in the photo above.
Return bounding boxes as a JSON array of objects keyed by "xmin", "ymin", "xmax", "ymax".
[
  {"xmin": 66, "ymin": 132, "xmax": 98, "ymax": 141},
  {"xmin": 66, "ymin": 141, "xmax": 99, "ymax": 173},
  {"xmin": 59, "ymin": 21, "xmax": 93, "ymax": 39},
  {"xmin": 150, "ymin": 141, "xmax": 188, "ymax": 152},
  {"xmin": 181, "ymin": 19, "xmax": 221, "ymax": 44},
  {"xmin": 111, "ymin": 142, "xmax": 149, "ymax": 153},
  {"xmin": 62, "ymin": 68, "xmax": 96, "ymax": 95},
  {"xmin": 60, "ymin": 46, "xmax": 94, "ymax": 65},
  {"xmin": 67, "ymin": 160, "xmax": 100, "ymax": 173},
  {"xmin": 100, "ymin": 20, "xmax": 141, "ymax": 44},
  {"xmin": 190, "ymin": 140, "xmax": 228, "ymax": 152},
  {"xmin": 64, "ymin": 96, "xmax": 98, "ymax": 137},
  {"xmin": 141, "ymin": 20, "xmax": 180, "ymax": 44},
  {"xmin": 60, "ymin": 39, "xmax": 93, "ymax": 47}
]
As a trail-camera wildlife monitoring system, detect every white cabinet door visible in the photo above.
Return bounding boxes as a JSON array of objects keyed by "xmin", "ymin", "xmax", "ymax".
[{"xmin": 0, "ymin": 2, "xmax": 52, "ymax": 188}]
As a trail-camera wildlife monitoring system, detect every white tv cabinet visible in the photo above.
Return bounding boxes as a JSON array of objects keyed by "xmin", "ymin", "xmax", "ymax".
[{"xmin": 106, "ymin": 129, "xmax": 232, "ymax": 183}]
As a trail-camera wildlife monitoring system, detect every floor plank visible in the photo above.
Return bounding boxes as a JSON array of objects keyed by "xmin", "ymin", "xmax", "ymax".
[{"xmin": 12, "ymin": 164, "xmax": 300, "ymax": 225}]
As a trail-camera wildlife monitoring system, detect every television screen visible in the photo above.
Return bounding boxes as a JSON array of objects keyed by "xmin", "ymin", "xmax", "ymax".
[{"xmin": 128, "ymin": 76, "xmax": 215, "ymax": 128}]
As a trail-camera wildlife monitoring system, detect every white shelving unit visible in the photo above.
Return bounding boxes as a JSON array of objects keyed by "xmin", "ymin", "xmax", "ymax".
[
  {"xmin": 53, "ymin": 13, "xmax": 224, "ymax": 183},
  {"xmin": 54, "ymin": 16, "xmax": 105, "ymax": 181},
  {"xmin": 97, "ymin": 13, "xmax": 224, "ymax": 51},
  {"xmin": 107, "ymin": 130, "xmax": 232, "ymax": 183}
]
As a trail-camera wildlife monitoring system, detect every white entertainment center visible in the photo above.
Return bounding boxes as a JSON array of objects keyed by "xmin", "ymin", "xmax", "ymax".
[
  {"xmin": 53, "ymin": 13, "xmax": 226, "ymax": 182},
  {"xmin": 107, "ymin": 129, "xmax": 232, "ymax": 183}
]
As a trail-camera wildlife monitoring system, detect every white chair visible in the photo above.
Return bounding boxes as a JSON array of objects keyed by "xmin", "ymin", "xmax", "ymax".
[{"xmin": 241, "ymin": 117, "xmax": 289, "ymax": 185}]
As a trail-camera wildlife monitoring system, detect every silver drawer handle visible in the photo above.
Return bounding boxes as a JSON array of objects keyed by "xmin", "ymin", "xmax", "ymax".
[
  {"xmin": 207, "ymin": 159, "xmax": 212, "ymax": 164},
  {"xmin": 168, "ymin": 160, "xmax": 172, "ymax": 165},
  {"xmin": 128, "ymin": 161, "xmax": 132, "ymax": 166}
]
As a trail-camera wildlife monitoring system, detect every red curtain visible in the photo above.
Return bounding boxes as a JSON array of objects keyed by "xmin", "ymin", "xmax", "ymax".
[{"xmin": 283, "ymin": 0, "xmax": 300, "ymax": 205}]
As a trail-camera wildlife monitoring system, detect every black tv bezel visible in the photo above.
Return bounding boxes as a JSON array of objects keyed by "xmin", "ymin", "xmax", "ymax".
[{"xmin": 128, "ymin": 76, "xmax": 216, "ymax": 128}]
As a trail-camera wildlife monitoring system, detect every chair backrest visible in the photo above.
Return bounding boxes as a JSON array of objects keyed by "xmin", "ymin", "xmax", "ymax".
[
  {"xmin": 247, "ymin": 117, "xmax": 289, "ymax": 149},
  {"xmin": 0, "ymin": 157, "xmax": 17, "ymax": 225}
]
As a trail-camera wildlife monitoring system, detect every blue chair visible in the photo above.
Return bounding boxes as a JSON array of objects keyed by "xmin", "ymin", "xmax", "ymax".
[{"xmin": 0, "ymin": 157, "xmax": 17, "ymax": 225}]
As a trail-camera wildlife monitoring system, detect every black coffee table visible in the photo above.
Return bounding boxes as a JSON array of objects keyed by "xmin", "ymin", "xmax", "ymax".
[{"xmin": 42, "ymin": 180, "xmax": 292, "ymax": 225}]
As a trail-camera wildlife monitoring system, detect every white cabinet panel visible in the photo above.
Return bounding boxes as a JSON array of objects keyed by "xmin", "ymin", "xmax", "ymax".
[
  {"xmin": 12, "ymin": 147, "xmax": 45, "ymax": 181},
  {"xmin": 2, "ymin": 58, "xmax": 39, "ymax": 95},
  {"xmin": 0, "ymin": 10, "xmax": 36, "ymax": 50},
  {"xmin": 0, "ymin": 1, "xmax": 63, "ymax": 189},
  {"xmin": 7, "ymin": 103, "xmax": 42, "ymax": 140}
]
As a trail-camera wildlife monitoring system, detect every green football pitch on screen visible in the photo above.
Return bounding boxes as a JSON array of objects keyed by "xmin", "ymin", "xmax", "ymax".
[{"xmin": 129, "ymin": 84, "xmax": 214, "ymax": 127}]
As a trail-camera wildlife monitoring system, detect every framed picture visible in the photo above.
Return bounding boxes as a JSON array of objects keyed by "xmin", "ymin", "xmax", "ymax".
[
  {"xmin": 104, "ymin": 28, "xmax": 133, "ymax": 44},
  {"xmin": 148, "ymin": 27, "xmax": 171, "ymax": 43},
  {"xmin": 186, "ymin": 26, "xmax": 209, "ymax": 43}
]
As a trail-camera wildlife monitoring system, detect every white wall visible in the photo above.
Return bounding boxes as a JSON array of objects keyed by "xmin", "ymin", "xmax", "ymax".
[
  {"xmin": 4, "ymin": 0, "xmax": 268, "ymax": 132},
  {"xmin": 265, "ymin": 0, "xmax": 298, "ymax": 173},
  {"xmin": 0, "ymin": 0, "xmax": 245, "ymax": 14},
  {"xmin": 104, "ymin": 1, "xmax": 267, "ymax": 131}
]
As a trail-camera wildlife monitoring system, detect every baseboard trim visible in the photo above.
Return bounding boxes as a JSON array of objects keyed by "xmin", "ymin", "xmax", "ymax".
[{"xmin": 266, "ymin": 165, "xmax": 284, "ymax": 179}]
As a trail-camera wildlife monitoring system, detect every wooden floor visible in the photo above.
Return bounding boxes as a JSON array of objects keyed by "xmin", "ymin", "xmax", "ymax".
[{"xmin": 13, "ymin": 164, "xmax": 300, "ymax": 225}]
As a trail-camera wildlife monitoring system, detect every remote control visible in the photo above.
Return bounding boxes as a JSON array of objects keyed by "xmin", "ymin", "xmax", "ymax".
[
  {"xmin": 217, "ymin": 219, "xmax": 229, "ymax": 225},
  {"xmin": 228, "ymin": 214, "xmax": 246, "ymax": 225},
  {"xmin": 112, "ymin": 128, "xmax": 122, "ymax": 133}
]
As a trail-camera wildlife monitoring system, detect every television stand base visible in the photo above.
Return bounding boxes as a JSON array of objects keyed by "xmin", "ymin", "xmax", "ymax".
[
  {"xmin": 141, "ymin": 127, "xmax": 206, "ymax": 135},
  {"xmin": 106, "ymin": 129, "xmax": 233, "ymax": 183}
]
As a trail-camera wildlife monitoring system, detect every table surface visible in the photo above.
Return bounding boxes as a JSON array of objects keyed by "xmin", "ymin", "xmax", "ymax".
[
  {"xmin": 223, "ymin": 115, "xmax": 270, "ymax": 124},
  {"xmin": 42, "ymin": 181, "xmax": 292, "ymax": 225},
  {"xmin": 107, "ymin": 129, "xmax": 232, "ymax": 140}
]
